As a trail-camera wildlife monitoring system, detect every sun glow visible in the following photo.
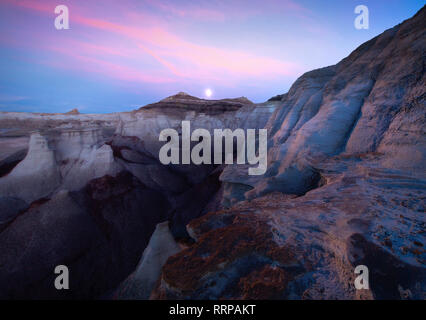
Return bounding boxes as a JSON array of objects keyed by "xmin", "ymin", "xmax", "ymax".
[{"xmin": 204, "ymin": 88, "xmax": 213, "ymax": 98}]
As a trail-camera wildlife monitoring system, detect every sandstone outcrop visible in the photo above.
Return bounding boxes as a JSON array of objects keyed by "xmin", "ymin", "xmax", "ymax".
[
  {"xmin": 220, "ymin": 6, "xmax": 426, "ymax": 201},
  {"xmin": 153, "ymin": 7, "xmax": 426, "ymax": 300}
]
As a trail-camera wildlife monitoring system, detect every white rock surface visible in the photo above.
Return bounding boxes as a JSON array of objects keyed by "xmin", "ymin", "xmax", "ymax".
[
  {"xmin": 114, "ymin": 221, "xmax": 181, "ymax": 299},
  {"xmin": 0, "ymin": 129, "xmax": 122, "ymax": 203}
]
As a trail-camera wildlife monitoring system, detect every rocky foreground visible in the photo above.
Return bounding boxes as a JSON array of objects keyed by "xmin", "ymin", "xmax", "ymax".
[{"xmin": 0, "ymin": 7, "xmax": 425, "ymax": 300}]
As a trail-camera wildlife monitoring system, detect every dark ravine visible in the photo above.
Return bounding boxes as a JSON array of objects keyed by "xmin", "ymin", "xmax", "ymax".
[{"xmin": 0, "ymin": 6, "xmax": 424, "ymax": 300}]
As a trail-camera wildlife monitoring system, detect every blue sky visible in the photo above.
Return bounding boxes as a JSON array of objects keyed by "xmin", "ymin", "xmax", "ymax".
[{"xmin": 0, "ymin": 0, "xmax": 423, "ymax": 113}]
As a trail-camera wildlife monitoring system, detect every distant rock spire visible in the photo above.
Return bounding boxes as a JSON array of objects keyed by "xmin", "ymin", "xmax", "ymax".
[{"xmin": 65, "ymin": 108, "xmax": 80, "ymax": 115}]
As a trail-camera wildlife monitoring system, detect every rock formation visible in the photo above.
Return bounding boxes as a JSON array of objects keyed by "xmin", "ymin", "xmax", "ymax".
[
  {"xmin": 0, "ymin": 92, "xmax": 275, "ymax": 298},
  {"xmin": 153, "ymin": 6, "xmax": 426, "ymax": 300},
  {"xmin": 114, "ymin": 221, "xmax": 181, "ymax": 300},
  {"xmin": 65, "ymin": 108, "xmax": 80, "ymax": 115}
]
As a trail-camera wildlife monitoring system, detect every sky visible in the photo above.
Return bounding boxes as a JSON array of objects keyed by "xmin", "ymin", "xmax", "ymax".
[{"xmin": 0, "ymin": 0, "xmax": 423, "ymax": 113}]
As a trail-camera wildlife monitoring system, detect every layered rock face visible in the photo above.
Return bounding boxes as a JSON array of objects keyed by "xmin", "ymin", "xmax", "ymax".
[
  {"xmin": 116, "ymin": 92, "xmax": 275, "ymax": 159},
  {"xmin": 153, "ymin": 7, "xmax": 426, "ymax": 299},
  {"xmin": 221, "ymin": 6, "xmax": 426, "ymax": 200},
  {"xmin": 0, "ymin": 7, "xmax": 424, "ymax": 300}
]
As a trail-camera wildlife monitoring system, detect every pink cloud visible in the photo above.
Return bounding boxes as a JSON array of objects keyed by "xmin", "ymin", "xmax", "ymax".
[
  {"xmin": 2, "ymin": 0, "xmax": 303, "ymax": 86},
  {"xmin": 45, "ymin": 45, "xmax": 176, "ymax": 84},
  {"xmin": 72, "ymin": 16, "xmax": 302, "ymax": 81},
  {"xmin": 2, "ymin": 0, "xmax": 52, "ymax": 14}
]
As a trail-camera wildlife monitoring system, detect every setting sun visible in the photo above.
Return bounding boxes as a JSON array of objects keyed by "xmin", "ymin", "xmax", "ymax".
[{"xmin": 204, "ymin": 88, "xmax": 213, "ymax": 98}]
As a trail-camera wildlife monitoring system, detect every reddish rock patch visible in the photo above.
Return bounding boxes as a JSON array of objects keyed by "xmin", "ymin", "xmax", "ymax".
[
  {"xmin": 238, "ymin": 265, "xmax": 290, "ymax": 299},
  {"xmin": 158, "ymin": 209, "xmax": 298, "ymax": 298}
]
